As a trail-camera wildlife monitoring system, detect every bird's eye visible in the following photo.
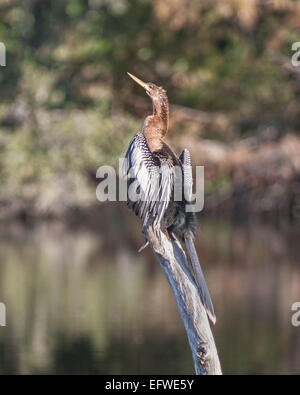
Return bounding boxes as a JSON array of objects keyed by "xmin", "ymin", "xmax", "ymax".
[{"xmin": 148, "ymin": 83, "xmax": 154, "ymax": 89}]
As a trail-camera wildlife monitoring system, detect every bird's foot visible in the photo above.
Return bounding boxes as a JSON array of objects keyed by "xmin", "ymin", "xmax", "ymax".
[{"xmin": 138, "ymin": 240, "xmax": 149, "ymax": 253}]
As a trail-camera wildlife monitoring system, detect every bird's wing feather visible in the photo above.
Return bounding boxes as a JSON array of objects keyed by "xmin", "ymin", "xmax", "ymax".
[
  {"xmin": 122, "ymin": 133, "xmax": 174, "ymax": 224},
  {"xmin": 180, "ymin": 149, "xmax": 216, "ymax": 323}
]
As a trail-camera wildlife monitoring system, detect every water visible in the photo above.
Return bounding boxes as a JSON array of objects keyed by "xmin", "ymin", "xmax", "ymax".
[{"xmin": 0, "ymin": 208, "xmax": 299, "ymax": 374}]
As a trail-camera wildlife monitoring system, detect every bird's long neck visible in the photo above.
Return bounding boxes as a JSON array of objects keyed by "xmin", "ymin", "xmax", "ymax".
[{"xmin": 143, "ymin": 92, "xmax": 169, "ymax": 152}]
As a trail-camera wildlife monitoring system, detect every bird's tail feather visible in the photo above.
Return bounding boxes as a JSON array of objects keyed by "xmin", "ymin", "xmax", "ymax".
[{"xmin": 184, "ymin": 232, "xmax": 216, "ymax": 324}]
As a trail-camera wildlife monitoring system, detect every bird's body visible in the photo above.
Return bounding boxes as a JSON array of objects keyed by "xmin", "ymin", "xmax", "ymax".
[{"xmin": 123, "ymin": 73, "xmax": 215, "ymax": 323}]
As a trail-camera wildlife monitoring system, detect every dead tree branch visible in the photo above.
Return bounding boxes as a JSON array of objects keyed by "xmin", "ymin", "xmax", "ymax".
[{"xmin": 144, "ymin": 224, "xmax": 222, "ymax": 375}]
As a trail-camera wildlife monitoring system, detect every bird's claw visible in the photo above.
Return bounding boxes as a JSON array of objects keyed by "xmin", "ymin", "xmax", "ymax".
[{"xmin": 138, "ymin": 241, "xmax": 149, "ymax": 253}]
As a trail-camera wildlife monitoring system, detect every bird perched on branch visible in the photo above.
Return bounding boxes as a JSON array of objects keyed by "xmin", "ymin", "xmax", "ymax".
[{"xmin": 122, "ymin": 72, "xmax": 215, "ymax": 324}]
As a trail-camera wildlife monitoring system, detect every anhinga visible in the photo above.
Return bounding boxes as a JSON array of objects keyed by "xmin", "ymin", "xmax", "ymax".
[{"xmin": 123, "ymin": 72, "xmax": 215, "ymax": 324}]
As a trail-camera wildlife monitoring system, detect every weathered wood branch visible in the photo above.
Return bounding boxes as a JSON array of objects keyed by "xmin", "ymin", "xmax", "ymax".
[{"xmin": 144, "ymin": 224, "xmax": 222, "ymax": 375}]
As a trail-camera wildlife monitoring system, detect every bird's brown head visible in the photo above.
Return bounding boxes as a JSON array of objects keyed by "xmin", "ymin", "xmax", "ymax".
[
  {"xmin": 127, "ymin": 72, "xmax": 169, "ymax": 127},
  {"xmin": 127, "ymin": 73, "xmax": 169, "ymax": 149},
  {"xmin": 127, "ymin": 72, "xmax": 167, "ymax": 103}
]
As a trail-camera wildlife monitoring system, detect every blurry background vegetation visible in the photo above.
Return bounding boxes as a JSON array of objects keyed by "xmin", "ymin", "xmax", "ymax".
[
  {"xmin": 1, "ymin": 0, "xmax": 300, "ymax": 375},
  {"xmin": 1, "ymin": 0, "xmax": 300, "ymax": 219}
]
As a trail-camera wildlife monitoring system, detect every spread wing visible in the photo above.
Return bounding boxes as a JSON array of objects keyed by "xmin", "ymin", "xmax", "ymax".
[{"xmin": 121, "ymin": 133, "xmax": 174, "ymax": 225}]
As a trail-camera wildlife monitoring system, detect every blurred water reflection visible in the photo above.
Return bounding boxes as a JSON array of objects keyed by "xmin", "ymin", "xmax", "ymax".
[{"xmin": 0, "ymin": 212, "xmax": 299, "ymax": 374}]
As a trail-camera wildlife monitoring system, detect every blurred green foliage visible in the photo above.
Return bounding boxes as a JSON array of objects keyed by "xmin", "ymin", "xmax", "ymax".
[{"xmin": 0, "ymin": 0, "xmax": 299, "ymax": 209}]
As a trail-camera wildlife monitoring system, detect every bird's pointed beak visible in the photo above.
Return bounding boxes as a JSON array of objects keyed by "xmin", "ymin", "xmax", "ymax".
[{"xmin": 127, "ymin": 72, "xmax": 148, "ymax": 91}]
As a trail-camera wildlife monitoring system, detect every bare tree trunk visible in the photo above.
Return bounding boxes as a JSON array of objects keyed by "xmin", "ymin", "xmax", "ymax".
[{"xmin": 145, "ymin": 224, "xmax": 222, "ymax": 375}]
